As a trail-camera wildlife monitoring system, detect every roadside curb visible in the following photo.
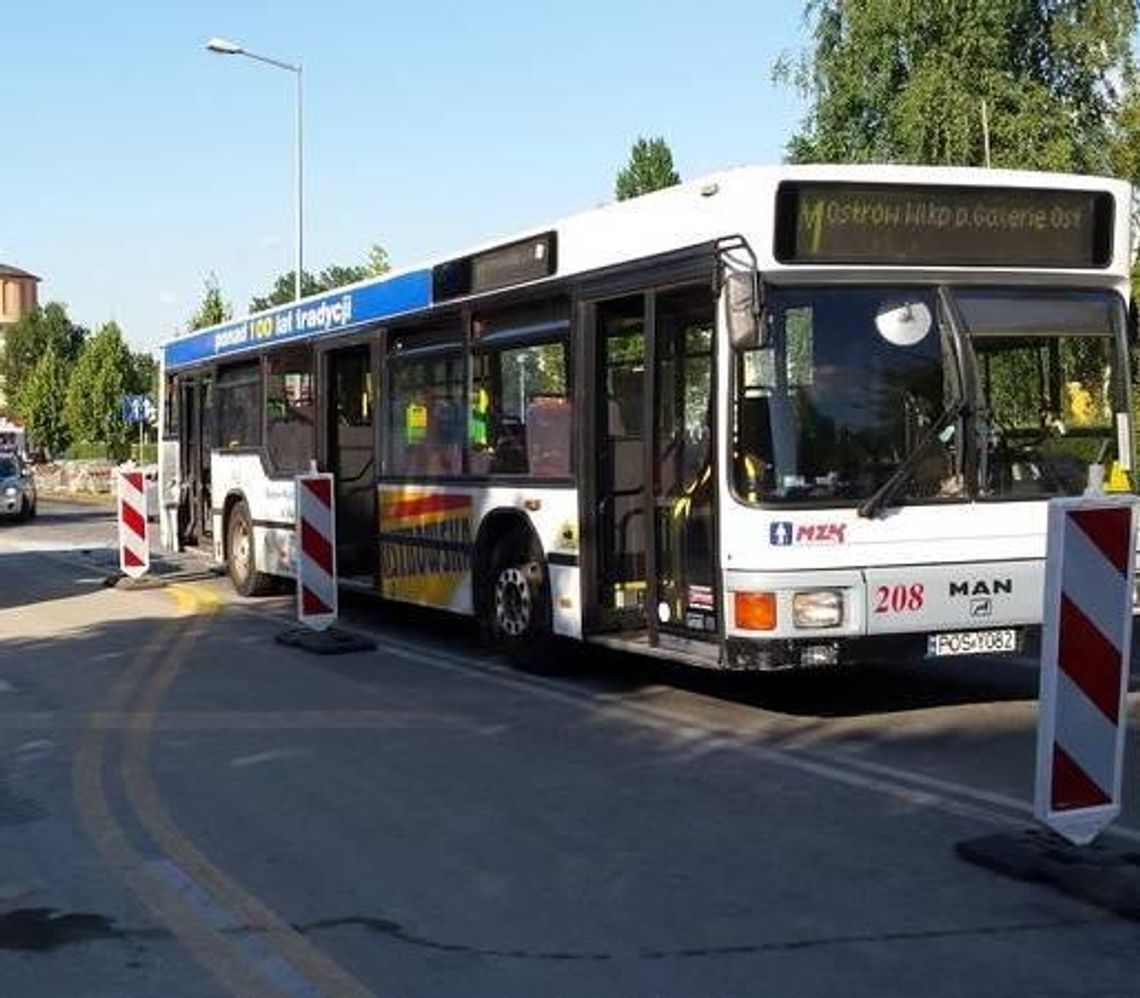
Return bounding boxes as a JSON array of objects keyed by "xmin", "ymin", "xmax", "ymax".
[
  {"xmin": 36, "ymin": 491, "xmax": 115, "ymax": 507},
  {"xmin": 956, "ymin": 828, "xmax": 1140, "ymax": 920}
]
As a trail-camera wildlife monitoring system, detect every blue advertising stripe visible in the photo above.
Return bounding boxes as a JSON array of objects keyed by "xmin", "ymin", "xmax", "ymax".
[{"xmin": 163, "ymin": 269, "xmax": 432, "ymax": 369}]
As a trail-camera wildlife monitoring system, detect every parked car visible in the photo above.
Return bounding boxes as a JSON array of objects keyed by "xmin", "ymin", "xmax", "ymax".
[{"xmin": 0, "ymin": 454, "xmax": 37, "ymax": 520}]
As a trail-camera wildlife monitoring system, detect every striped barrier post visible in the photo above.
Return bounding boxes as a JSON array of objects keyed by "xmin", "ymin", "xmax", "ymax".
[
  {"xmin": 296, "ymin": 472, "xmax": 337, "ymax": 632},
  {"xmin": 117, "ymin": 469, "xmax": 150, "ymax": 579},
  {"xmin": 1035, "ymin": 496, "xmax": 1138, "ymax": 845}
]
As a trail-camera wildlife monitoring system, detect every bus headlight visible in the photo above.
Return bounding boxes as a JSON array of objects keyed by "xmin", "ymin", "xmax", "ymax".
[
  {"xmin": 3, "ymin": 487, "xmax": 16, "ymax": 497},
  {"xmin": 792, "ymin": 590, "xmax": 843, "ymax": 629}
]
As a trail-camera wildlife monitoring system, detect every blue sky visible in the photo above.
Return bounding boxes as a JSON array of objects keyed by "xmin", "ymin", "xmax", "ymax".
[{"xmin": 0, "ymin": 2, "xmax": 810, "ymax": 351}]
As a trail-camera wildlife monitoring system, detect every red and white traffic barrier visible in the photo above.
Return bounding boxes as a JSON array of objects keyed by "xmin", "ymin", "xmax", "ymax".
[
  {"xmin": 296, "ymin": 472, "xmax": 337, "ymax": 631},
  {"xmin": 117, "ymin": 469, "xmax": 150, "ymax": 578},
  {"xmin": 1035, "ymin": 496, "xmax": 1137, "ymax": 845}
]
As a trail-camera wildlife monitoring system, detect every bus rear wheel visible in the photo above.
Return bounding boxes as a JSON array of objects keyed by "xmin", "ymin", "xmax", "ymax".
[
  {"xmin": 483, "ymin": 535, "xmax": 563, "ymax": 673},
  {"xmin": 226, "ymin": 500, "xmax": 273, "ymax": 597}
]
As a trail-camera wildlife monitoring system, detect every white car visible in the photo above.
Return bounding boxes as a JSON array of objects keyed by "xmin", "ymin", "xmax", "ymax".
[{"xmin": 0, "ymin": 454, "xmax": 36, "ymax": 520}]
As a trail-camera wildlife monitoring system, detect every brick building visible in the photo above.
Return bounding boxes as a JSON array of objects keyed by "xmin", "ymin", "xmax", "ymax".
[{"xmin": 0, "ymin": 263, "xmax": 40, "ymax": 409}]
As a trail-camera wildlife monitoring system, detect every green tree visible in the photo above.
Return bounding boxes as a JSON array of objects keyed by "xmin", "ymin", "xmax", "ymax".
[
  {"xmin": 615, "ymin": 137, "xmax": 681, "ymax": 201},
  {"xmin": 777, "ymin": 0, "xmax": 1139, "ymax": 172},
  {"xmin": 249, "ymin": 244, "xmax": 392, "ymax": 312},
  {"xmin": 64, "ymin": 321, "xmax": 134, "ymax": 459},
  {"xmin": 16, "ymin": 344, "xmax": 70, "ymax": 457},
  {"xmin": 130, "ymin": 351, "xmax": 158, "ymax": 398},
  {"xmin": 187, "ymin": 273, "xmax": 232, "ymax": 331},
  {"xmin": 0, "ymin": 303, "xmax": 87, "ymax": 414}
]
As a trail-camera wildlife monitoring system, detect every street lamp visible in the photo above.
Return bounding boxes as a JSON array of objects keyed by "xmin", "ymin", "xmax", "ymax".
[{"xmin": 206, "ymin": 36, "xmax": 304, "ymax": 302}]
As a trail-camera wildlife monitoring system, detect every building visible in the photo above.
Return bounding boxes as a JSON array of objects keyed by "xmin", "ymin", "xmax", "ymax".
[{"xmin": 0, "ymin": 263, "xmax": 40, "ymax": 410}]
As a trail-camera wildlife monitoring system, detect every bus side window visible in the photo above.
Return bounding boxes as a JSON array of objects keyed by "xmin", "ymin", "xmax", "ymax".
[
  {"xmin": 215, "ymin": 362, "xmax": 262, "ymax": 450},
  {"xmin": 387, "ymin": 351, "xmax": 464, "ymax": 477},
  {"xmin": 469, "ymin": 340, "xmax": 570, "ymax": 477},
  {"xmin": 265, "ymin": 346, "xmax": 315, "ymax": 473}
]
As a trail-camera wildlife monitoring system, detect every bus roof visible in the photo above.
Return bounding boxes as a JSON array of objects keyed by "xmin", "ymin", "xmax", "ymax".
[{"xmin": 162, "ymin": 163, "xmax": 1132, "ymax": 371}]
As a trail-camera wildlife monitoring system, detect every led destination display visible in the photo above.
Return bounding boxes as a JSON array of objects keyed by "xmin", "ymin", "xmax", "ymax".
[{"xmin": 775, "ymin": 182, "xmax": 1114, "ymax": 269}]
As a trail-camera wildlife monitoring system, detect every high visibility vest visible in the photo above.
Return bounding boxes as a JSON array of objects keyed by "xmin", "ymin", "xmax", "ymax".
[{"xmin": 471, "ymin": 387, "xmax": 490, "ymax": 448}]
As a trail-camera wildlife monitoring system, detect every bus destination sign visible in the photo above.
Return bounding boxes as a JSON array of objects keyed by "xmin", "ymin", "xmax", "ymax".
[{"xmin": 775, "ymin": 182, "xmax": 1114, "ymax": 269}]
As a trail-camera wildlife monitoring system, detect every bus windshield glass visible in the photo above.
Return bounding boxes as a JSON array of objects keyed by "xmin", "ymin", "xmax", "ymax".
[
  {"xmin": 958, "ymin": 289, "xmax": 1125, "ymax": 499},
  {"xmin": 733, "ymin": 286, "xmax": 1127, "ymax": 506},
  {"xmin": 733, "ymin": 286, "xmax": 961, "ymax": 505}
]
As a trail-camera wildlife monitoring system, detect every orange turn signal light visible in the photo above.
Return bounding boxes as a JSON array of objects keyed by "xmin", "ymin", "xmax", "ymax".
[{"xmin": 734, "ymin": 591, "xmax": 777, "ymax": 631}]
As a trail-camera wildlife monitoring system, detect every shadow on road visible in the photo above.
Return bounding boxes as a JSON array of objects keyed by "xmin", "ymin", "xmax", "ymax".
[{"xmin": 330, "ymin": 590, "xmax": 1058, "ymax": 720}]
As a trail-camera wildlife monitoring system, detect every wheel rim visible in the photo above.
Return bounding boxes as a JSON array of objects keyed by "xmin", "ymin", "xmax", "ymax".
[
  {"xmin": 494, "ymin": 566, "xmax": 532, "ymax": 638},
  {"xmin": 231, "ymin": 521, "xmax": 251, "ymax": 583}
]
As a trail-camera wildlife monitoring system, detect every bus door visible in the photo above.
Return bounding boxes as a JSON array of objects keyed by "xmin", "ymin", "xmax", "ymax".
[
  {"xmin": 587, "ymin": 285, "xmax": 719, "ymax": 642},
  {"xmin": 178, "ymin": 375, "xmax": 212, "ymax": 546},
  {"xmin": 326, "ymin": 344, "xmax": 376, "ymax": 580},
  {"xmin": 652, "ymin": 286, "xmax": 718, "ymax": 641},
  {"xmin": 591, "ymin": 295, "xmax": 649, "ymax": 631}
]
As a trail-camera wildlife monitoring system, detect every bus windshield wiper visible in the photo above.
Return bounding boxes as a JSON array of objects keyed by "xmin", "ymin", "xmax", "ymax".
[{"xmin": 857, "ymin": 399, "xmax": 968, "ymax": 519}]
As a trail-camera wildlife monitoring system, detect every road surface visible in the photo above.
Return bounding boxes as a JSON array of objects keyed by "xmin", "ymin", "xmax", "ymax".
[{"xmin": 0, "ymin": 500, "xmax": 1137, "ymax": 997}]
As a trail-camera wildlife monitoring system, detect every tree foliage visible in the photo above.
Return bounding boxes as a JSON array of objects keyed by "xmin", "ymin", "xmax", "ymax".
[
  {"xmin": 778, "ymin": 0, "xmax": 1140, "ymax": 174},
  {"xmin": 129, "ymin": 351, "xmax": 158, "ymax": 399},
  {"xmin": 64, "ymin": 322, "xmax": 134, "ymax": 459},
  {"xmin": 17, "ymin": 345, "xmax": 70, "ymax": 457},
  {"xmin": 249, "ymin": 243, "xmax": 392, "ymax": 312},
  {"xmin": 615, "ymin": 137, "xmax": 681, "ymax": 201},
  {"xmin": 1, "ymin": 303, "xmax": 87, "ymax": 414},
  {"xmin": 187, "ymin": 273, "xmax": 232, "ymax": 332}
]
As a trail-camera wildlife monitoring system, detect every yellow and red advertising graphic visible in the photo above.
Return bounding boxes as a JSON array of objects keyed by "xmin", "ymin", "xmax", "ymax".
[{"xmin": 379, "ymin": 490, "xmax": 473, "ymax": 606}]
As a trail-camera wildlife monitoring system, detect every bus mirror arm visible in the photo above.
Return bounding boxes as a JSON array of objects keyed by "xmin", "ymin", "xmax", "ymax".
[
  {"xmin": 716, "ymin": 236, "xmax": 767, "ymax": 350},
  {"xmin": 857, "ymin": 399, "xmax": 968, "ymax": 519}
]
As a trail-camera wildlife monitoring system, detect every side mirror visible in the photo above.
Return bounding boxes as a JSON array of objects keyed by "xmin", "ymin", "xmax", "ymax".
[{"xmin": 726, "ymin": 272, "xmax": 767, "ymax": 349}]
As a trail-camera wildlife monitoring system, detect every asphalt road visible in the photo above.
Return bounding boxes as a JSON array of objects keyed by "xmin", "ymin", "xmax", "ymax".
[{"xmin": 0, "ymin": 500, "xmax": 1138, "ymax": 997}]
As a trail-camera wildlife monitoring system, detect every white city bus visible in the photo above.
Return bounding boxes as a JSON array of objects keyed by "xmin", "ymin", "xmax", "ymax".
[{"xmin": 159, "ymin": 164, "xmax": 1135, "ymax": 669}]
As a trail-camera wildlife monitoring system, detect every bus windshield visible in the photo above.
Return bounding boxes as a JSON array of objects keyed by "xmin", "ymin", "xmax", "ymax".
[
  {"xmin": 733, "ymin": 285, "xmax": 1127, "ymax": 506},
  {"xmin": 959, "ymin": 289, "xmax": 1125, "ymax": 499}
]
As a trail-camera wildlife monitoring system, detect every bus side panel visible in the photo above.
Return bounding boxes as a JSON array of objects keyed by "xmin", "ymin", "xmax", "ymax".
[
  {"xmin": 376, "ymin": 483, "xmax": 581, "ymax": 637},
  {"xmin": 210, "ymin": 452, "xmax": 298, "ymax": 578}
]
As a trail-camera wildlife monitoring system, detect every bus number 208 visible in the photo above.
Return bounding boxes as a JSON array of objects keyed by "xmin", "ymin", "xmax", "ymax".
[{"xmin": 874, "ymin": 584, "xmax": 925, "ymax": 614}]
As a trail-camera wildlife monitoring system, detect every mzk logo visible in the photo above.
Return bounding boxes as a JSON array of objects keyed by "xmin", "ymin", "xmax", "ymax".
[{"xmin": 769, "ymin": 522, "xmax": 846, "ymax": 546}]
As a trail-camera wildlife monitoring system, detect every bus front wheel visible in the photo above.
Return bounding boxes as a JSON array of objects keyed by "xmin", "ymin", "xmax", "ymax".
[{"xmin": 226, "ymin": 500, "xmax": 273, "ymax": 597}]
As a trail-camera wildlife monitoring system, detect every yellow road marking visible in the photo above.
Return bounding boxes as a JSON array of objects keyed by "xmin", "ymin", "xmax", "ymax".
[
  {"xmin": 122, "ymin": 586, "xmax": 374, "ymax": 997},
  {"xmin": 74, "ymin": 579, "xmax": 375, "ymax": 998},
  {"xmin": 73, "ymin": 615, "xmax": 280, "ymax": 998}
]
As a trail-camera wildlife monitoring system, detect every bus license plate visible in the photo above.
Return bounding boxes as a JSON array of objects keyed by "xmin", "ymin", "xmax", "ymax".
[{"xmin": 926, "ymin": 629, "xmax": 1017, "ymax": 658}]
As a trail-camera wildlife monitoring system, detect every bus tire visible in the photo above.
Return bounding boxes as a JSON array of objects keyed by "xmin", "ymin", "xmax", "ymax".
[
  {"xmin": 226, "ymin": 500, "xmax": 273, "ymax": 597},
  {"xmin": 484, "ymin": 535, "xmax": 561, "ymax": 672}
]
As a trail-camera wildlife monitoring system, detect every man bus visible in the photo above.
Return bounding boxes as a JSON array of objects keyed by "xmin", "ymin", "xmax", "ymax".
[{"xmin": 159, "ymin": 164, "xmax": 1135, "ymax": 670}]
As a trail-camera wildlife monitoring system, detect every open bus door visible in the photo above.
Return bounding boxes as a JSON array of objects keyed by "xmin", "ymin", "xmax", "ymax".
[
  {"xmin": 325, "ymin": 344, "xmax": 377, "ymax": 582},
  {"xmin": 177, "ymin": 375, "xmax": 212, "ymax": 547},
  {"xmin": 584, "ymin": 282, "xmax": 719, "ymax": 653}
]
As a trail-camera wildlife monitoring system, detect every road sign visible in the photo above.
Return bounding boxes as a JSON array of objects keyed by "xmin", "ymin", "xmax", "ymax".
[
  {"xmin": 1035, "ymin": 496, "xmax": 1137, "ymax": 845},
  {"xmin": 296, "ymin": 472, "xmax": 337, "ymax": 631},
  {"xmin": 117, "ymin": 469, "xmax": 150, "ymax": 578}
]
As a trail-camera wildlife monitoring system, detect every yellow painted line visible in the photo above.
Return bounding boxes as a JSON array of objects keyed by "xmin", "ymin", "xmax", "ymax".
[
  {"xmin": 123, "ymin": 586, "xmax": 376, "ymax": 997},
  {"xmin": 75, "ymin": 577, "xmax": 374, "ymax": 997},
  {"xmin": 73, "ymin": 618, "xmax": 284, "ymax": 998}
]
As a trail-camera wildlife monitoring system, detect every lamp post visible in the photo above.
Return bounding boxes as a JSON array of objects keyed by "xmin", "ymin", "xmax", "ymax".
[{"xmin": 207, "ymin": 37, "xmax": 304, "ymax": 302}]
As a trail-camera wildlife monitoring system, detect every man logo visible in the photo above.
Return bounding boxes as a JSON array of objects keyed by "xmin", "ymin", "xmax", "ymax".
[{"xmin": 970, "ymin": 597, "xmax": 993, "ymax": 619}]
